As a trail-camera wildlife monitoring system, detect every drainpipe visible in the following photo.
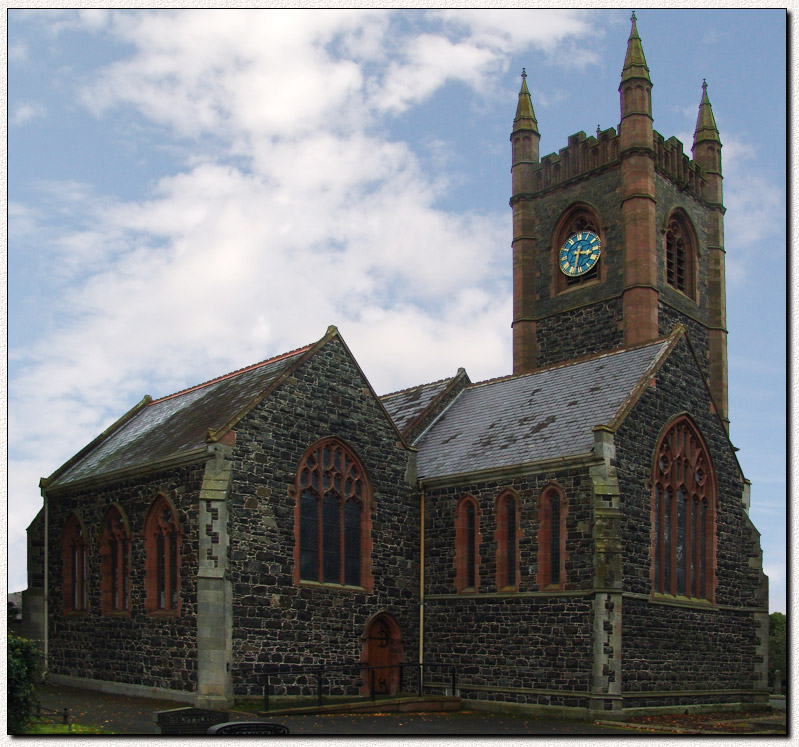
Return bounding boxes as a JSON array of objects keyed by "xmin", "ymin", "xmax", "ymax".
[{"xmin": 418, "ymin": 481, "xmax": 425, "ymax": 668}]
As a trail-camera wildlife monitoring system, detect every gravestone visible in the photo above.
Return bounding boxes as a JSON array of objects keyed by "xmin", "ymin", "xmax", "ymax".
[
  {"xmin": 207, "ymin": 721, "xmax": 290, "ymax": 735},
  {"xmin": 154, "ymin": 707, "xmax": 229, "ymax": 735}
]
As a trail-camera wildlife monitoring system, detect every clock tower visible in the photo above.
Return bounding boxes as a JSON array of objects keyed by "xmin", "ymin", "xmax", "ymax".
[{"xmin": 510, "ymin": 13, "xmax": 729, "ymax": 428}]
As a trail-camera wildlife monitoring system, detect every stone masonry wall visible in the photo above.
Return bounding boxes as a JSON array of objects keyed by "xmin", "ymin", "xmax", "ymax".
[
  {"xmin": 537, "ymin": 298, "xmax": 624, "ymax": 368},
  {"xmin": 422, "ymin": 467, "xmax": 596, "ymax": 707},
  {"xmin": 614, "ymin": 335, "xmax": 766, "ymax": 703},
  {"xmin": 46, "ymin": 463, "xmax": 206, "ymax": 693},
  {"xmin": 227, "ymin": 336, "xmax": 420, "ymax": 697}
]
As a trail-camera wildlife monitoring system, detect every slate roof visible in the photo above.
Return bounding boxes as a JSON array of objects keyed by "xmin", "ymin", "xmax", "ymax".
[
  {"xmin": 415, "ymin": 340, "xmax": 669, "ymax": 480},
  {"xmin": 48, "ymin": 345, "xmax": 312, "ymax": 488},
  {"xmin": 380, "ymin": 377, "xmax": 457, "ymax": 434}
]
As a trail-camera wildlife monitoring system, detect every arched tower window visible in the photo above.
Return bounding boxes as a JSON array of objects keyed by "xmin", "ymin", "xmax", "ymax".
[
  {"xmin": 553, "ymin": 206, "xmax": 604, "ymax": 293},
  {"xmin": 295, "ymin": 438, "xmax": 372, "ymax": 590},
  {"xmin": 144, "ymin": 495, "xmax": 181, "ymax": 614},
  {"xmin": 454, "ymin": 495, "xmax": 481, "ymax": 593},
  {"xmin": 537, "ymin": 485, "xmax": 568, "ymax": 590},
  {"xmin": 100, "ymin": 504, "xmax": 131, "ymax": 615},
  {"xmin": 664, "ymin": 211, "xmax": 697, "ymax": 300},
  {"xmin": 495, "ymin": 491, "xmax": 520, "ymax": 590},
  {"xmin": 652, "ymin": 416, "xmax": 715, "ymax": 600},
  {"xmin": 61, "ymin": 513, "xmax": 88, "ymax": 613}
]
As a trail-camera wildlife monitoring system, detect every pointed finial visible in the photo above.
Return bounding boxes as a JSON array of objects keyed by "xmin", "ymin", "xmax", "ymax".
[
  {"xmin": 597, "ymin": 124, "xmax": 601, "ymax": 137},
  {"xmin": 514, "ymin": 66, "xmax": 538, "ymax": 131},
  {"xmin": 621, "ymin": 8, "xmax": 649, "ymax": 84},
  {"xmin": 694, "ymin": 78, "xmax": 720, "ymax": 146}
]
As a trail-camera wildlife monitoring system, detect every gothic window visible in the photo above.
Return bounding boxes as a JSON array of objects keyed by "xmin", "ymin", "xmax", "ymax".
[
  {"xmin": 652, "ymin": 417, "xmax": 715, "ymax": 600},
  {"xmin": 664, "ymin": 212, "xmax": 697, "ymax": 299},
  {"xmin": 495, "ymin": 491, "xmax": 520, "ymax": 590},
  {"xmin": 61, "ymin": 513, "xmax": 88, "ymax": 613},
  {"xmin": 295, "ymin": 438, "xmax": 371, "ymax": 589},
  {"xmin": 537, "ymin": 486, "xmax": 567, "ymax": 590},
  {"xmin": 100, "ymin": 505, "xmax": 131, "ymax": 615},
  {"xmin": 144, "ymin": 495, "xmax": 181, "ymax": 614},
  {"xmin": 554, "ymin": 208, "xmax": 603, "ymax": 293},
  {"xmin": 454, "ymin": 495, "xmax": 481, "ymax": 593}
]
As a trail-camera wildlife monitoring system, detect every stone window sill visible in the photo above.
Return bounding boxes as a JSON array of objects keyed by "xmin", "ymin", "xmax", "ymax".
[{"xmin": 298, "ymin": 580, "xmax": 368, "ymax": 594}]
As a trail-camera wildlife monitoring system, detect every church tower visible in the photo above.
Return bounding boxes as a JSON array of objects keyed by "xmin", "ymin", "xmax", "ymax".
[{"xmin": 511, "ymin": 13, "xmax": 729, "ymax": 428}]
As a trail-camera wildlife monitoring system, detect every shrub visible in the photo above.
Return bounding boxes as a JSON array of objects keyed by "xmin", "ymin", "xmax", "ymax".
[
  {"xmin": 8, "ymin": 635, "xmax": 41, "ymax": 734},
  {"xmin": 768, "ymin": 612, "xmax": 787, "ymax": 692}
]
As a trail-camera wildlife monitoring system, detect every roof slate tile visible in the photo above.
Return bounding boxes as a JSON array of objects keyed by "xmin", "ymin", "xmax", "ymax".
[{"xmin": 416, "ymin": 341, "xmax": 667, "ymax": 479}]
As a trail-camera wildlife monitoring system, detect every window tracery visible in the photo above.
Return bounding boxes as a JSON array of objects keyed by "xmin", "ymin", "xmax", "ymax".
[{"xmin": 652, "ymin": 417, "xmax": 714, "ymax": 600}]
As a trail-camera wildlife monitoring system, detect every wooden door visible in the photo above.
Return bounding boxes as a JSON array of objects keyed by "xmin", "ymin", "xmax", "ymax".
[{"xmin": 365, "ymin": 615, "xmax": 402, "ymax": 695}]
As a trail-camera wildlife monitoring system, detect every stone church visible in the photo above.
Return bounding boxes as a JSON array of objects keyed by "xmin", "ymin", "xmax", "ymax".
[{"xmin": 24, "ymin": 16, "xmax": 768, "ymax": 719}]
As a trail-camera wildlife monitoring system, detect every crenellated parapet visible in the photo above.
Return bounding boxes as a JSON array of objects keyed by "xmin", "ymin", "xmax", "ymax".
[
  {"xmin": 525, "ymin": 128, "xmax": 708, "ymax": 201},
  {"xmin": 530, "ymin": 128, "xmax": 620, "ymax": 193},
  {"xmin": 653, "ymin": 132, "xmax": 706, "ymax": 200}
]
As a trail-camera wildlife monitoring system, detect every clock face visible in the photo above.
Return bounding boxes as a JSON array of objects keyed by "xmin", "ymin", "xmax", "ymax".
[{"xmin": 559, "ymin": 230, "xmax": 601, "ymax": 277}]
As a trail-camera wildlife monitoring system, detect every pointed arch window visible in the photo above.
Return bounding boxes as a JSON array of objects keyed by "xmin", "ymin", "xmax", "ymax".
[
  {"xmin": 537, "ymin": 486, "xmax": 567, "ymax": 590},
  {"xmin": 144, "ymin": 496, "xmax": 181, "ymax": 614},
  {"xmin": 62, "ymin": 513, "xmax": 88, "ymax": 613},
  {"xmin": 664, "ymin": 212, "xmax": 697, "ymax": 299},
  {"xmin": 652, "ymin": 417, "xmax": 715, "ymax": 600},
  {"xmin": 100, "ymin": 505, "xmax": 131, "ymax": 615},
  {"xmin": 295, "ymin": 438, "xmax": 372, "ymax": 590},
  {"xmin": 454, "ymin": 495, "xmax": 481, "ymax": 593},
  {"xmin": 495, "ymin": 491, "xmax": 520, "ymax": 590}
]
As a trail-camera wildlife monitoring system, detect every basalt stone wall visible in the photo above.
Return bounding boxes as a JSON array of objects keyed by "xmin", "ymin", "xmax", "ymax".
[
  {"xmin": 46, "ymin": 463, "xmax": 205, "ymax": 693},
  {"xmin": 658, "ymin": 302, "xmax": 710, "ymax": 380},
  {"xmin": 422, "ymin": 468, "xmax": 595, "ymax": 705},
  {"xmin": 423, "ymin": 595, "xmax": 594, "ymax": 708},
  {"xmin": 227, "ymin": 337, "xmax": 419, "ymax": 697},
  {"xmin": 536, "ymin": 298, "xmax": 624, "ymax": 368},
  {"xmin": 613, "ymin": 335, "xmax": 765, "ymax": 699}
]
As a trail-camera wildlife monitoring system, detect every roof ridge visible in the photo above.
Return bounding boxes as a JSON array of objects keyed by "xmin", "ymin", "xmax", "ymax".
[
  {"xmin": 380, "ymin": 372, "xmax": 458, "ymax": 400},
  {"xmin": 468, "ymin": 339, "xmax": 670, "ymax": 390},
  {"xmin": 150, "ymin": 343, "xmax": 314, "ymax": 405}
]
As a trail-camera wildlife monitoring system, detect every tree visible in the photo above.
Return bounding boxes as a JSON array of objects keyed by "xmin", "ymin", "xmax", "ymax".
[
  {"xmin": 8, "ymin": 599, "xmax": 21, "ymax": 622},
  {"xmin": 768, "ymin": 612, "xmax": 786, "ymax": 692},
  {"xmin": 8, "ymin": 635, "xmax": 40, "ymax": 734}
]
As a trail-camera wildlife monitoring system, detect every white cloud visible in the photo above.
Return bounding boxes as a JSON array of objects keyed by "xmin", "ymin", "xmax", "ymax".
[
  {"xmin": 11, "ymin": 100, "xmax": 46, "ymax": 126},
  {"xmin": 7, "ymin": 8, "xmax": 600, "ymax": 593}
]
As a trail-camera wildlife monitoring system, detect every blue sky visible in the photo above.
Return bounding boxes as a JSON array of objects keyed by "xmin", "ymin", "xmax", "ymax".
[{"xmin": 8, "ymin": 9, "xmax": 786, "ymax": 613}]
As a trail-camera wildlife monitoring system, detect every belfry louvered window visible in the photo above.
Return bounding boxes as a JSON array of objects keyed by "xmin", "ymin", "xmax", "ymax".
[
  {"xmin": 297, "ymin": 439, "xmax": 368, "ymax": 588},
  {"xmin": 664, "ymin": 213, "xmax": 696, "ymax": 299},
  {"xmin": 652, "ymin": 417, "xmax": 715, "ymax": 600}
]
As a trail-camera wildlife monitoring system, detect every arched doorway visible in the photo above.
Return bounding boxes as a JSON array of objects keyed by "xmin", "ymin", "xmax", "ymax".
[{"xmin": 362, "ymin": 613, "xmax": 403, "ymax": 695}]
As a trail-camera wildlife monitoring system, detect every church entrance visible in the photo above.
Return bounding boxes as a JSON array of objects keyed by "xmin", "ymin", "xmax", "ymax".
[{"xmin": 363, "ymin": 613, "xmax": 402, "ymax": 696}]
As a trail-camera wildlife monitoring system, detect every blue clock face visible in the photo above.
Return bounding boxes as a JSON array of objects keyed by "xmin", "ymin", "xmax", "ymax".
[{"xmin": 559, "ymin": 231, "xmax": 601, "ymax": 277}]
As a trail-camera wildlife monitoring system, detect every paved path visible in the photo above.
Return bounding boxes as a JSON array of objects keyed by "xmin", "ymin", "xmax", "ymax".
[
  {"xmin": 36, "ymin": 684, "xmax": 786, "ymax": 736},
  {"xmin": 36, "ymin": 684, "xmax": 632, "ymax": 735}
]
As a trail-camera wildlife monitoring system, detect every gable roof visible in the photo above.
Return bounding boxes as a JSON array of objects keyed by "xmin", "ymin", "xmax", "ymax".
[
  {"xmin": 380, "ymin": 368, "xmax": 470, "ymax": 438},
  {"xmin": 45, "ymin": 340, "xmax": 319, "ymax": 490},
  {"xmin": 416, "ymin": 338, "xmax": 672, "ymax": 480}
]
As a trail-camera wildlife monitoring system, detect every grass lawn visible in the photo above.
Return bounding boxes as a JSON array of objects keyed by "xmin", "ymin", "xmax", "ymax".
[{"xmin": 25, "ymin": 722, "xmax": 109, "ymax": 735}]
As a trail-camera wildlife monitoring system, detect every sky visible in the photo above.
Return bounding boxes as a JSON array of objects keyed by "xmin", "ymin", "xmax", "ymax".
[{"xmin": 8, "ymin": 9, "xmax": 787, "ymax": 613}]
